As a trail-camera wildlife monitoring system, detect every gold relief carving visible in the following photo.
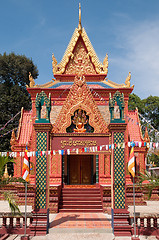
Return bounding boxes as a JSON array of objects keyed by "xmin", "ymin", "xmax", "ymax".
[
  {"xmin": 51, "ymin": 155, "xmax": 57, "ymax": 175},
  {"xmin": 139, "ymin": 153, "xmax": 145, "ymax": 174},
  {"xmin": 50, "ymin": 178, "xmax": 61, "ymax": 183},
  {"xmin": 53, "ymin": 75, "xmax": 108, "ymax": 133},
  {"xmin": 99, "ymin": 154, "xmax": 104, "ymax": 175},
  {"xmin": 57, "ymin": 154, "xmax": 61, "ymax": 175},
  {"xmin": 16, "ymin": 157, "xmax": 21, "ymax": 176},
  {"xmin": 104, "ymin": 155, "xmax": 110, "ymax": 176},
  {"xmin": 65, "ymin": 39, "xmax": 96, "ymax": 75},
  {"xmin": 52, "ymin": 26, "xmax": 108, "ymax": 75}
]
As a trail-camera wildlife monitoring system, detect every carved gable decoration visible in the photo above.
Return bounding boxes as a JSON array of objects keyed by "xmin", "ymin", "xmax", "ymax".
[
  {"xmin": 64, "ymin": 37, "xmax": 96, "ymax": 75},
  {"xmin": 52, "ymin": 28, "xmax": 108, "ymax": 76},
  {"xmin": 53, "ymin": 76, "xmax": 108, "ymax": 133}
]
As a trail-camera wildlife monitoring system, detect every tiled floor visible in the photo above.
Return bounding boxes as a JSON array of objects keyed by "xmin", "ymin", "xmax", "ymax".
[{"xmin": 50, "ymin": 213, "xmax": 111, "ymax": 229}]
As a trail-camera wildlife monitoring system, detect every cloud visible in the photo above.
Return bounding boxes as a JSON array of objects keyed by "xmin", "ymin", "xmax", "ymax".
[{"xmin": 110, "ymin": 20, "xmax": 159, "ymax": 98}]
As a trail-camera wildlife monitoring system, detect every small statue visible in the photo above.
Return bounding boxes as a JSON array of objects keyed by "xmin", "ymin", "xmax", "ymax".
[
  {"xmin": 74, "ymin": 117, "xmax": 86, "ymax": 133},
  {"xmin": 73, "ymin": 109, "xmax": 88, "ymax": 133}
]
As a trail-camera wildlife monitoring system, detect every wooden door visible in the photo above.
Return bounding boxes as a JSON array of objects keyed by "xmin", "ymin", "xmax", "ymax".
[
  {"xmin": 69, "ymin": 155, "xmax": 92, "ymax": 184},
  {"xmin": 81, "ymin": 156, "xmax": 91, "ymax": 184},
  {"xmin": 69, "ymin": 156, "xmax": 80, "ymax": 184}
]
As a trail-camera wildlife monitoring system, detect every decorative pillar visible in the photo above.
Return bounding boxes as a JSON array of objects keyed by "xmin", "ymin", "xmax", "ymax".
[
  {"xmin": 30, "ymin": 91, "xmax": 52, "ymax": 236},
  {"xmin": 30, "ymin": 123, "xmax": 52, "ymax": 236},
  {"xmin": 109, "ymin": 123, "xmax": 131, "ymax": 236},
  {"xmin": 109, "ymin": 91, "xmax": 131, "ymax": 237}
]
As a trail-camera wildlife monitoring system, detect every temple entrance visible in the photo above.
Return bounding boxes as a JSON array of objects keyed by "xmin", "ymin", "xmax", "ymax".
[{"xmin": 64, "ymin": 155, "xmax": 95, "ymax": 185}]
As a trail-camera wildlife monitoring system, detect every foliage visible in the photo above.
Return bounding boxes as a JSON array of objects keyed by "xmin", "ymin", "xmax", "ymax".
[
  {"xmin": 142, "ymin": 96, "xmax": 159, "ymax": 131},
  {"xmin": 0, "ymin": 155, "xmax": 24, "ymax": 214},
  {"xmin": 128, "ymin": 93, "xmax": 145, "ymax": 114},
  {"xmin": 138, "ymin": 170, "xmax": 159, "ymax": 199},
  {"xmin": 147, "ymin": 149, "xmax": 159, "ymax": 167},
  {"xmin": 128, "ymin": 94, "xmax": 159, "ymax": 133},
  {"xmin": 4, "ymin": 192, "xmax": 21, "ymax": 215},
  {"xmin": 0, "ymin": 52, "xmax": 38, "ymax": 151}
]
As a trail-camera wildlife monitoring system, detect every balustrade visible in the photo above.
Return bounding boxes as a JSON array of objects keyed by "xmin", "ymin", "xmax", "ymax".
[{"xmin": 0, "ymin": 213, "xmax": 33, "ymax": 234}]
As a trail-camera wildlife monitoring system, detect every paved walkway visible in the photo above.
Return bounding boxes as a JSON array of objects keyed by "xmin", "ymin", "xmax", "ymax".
[
  {"xmin": 0, "ymin": 200, "xmax": 158, "ymax": 240},
  {"xmin": 49, "ymin": 213, "xmax": 112, "ymax": 230}
]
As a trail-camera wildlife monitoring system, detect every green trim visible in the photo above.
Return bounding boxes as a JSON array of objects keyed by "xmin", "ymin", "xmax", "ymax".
[
  {"xmin": 62, "ymin": 155, "xmax": 64, "ymax": 184},
  {"xmin": 96, "ymin": 155, "xmax": 99, "ymax": 183},
  {"xmin": 35, "ymin": 132, "xmax": 47, "ymax": 209},
  {"xmin": 114, "ymin": 132, "xmax": 125, "ymax": 209},
  {"xmin": 109, "ymin": 91, "xmax": 125, "ymax": 123}
]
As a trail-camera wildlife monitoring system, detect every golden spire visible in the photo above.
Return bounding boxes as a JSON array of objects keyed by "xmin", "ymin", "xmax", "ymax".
[
  {"xmin": 78, "ymin": 3, "xmax": 82, "ymax": 33},
  {"xmin": 3, "ymin": 164, "xmax": 9, "ymax": 178}
]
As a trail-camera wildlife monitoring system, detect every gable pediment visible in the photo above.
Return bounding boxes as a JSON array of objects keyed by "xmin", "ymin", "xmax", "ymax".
[
  {"xmin": 52, "ymin": 75, "xmax": 108, "ymax": 133},
  {"xmin": 64, "ymin": 36, "xmax": 96, "ymax": 75},
  {"xmin": 52, "ymin": 28, "xmax": 108, "ymax": 77}
]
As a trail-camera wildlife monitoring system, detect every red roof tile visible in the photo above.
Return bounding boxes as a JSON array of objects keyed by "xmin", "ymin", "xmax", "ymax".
[
  {"xmin": 18, "ymin": 110, "xmax": 33, "ymax": 145},
  {"xmin": 128, "ymin": 109, "xmax": 143, "ymax": 142}
]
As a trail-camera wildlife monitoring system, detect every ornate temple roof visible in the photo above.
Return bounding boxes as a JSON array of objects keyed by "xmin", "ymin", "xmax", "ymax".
[
  {"xmin": 52, "ymin": 27, "xmax": 108, "ymax": 76},
  {"xmin": 26, "ymin": 4, "xmax": 134, "ymax": 90}
]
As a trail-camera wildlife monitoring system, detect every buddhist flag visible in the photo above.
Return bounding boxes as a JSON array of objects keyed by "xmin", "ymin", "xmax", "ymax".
[
  {"xmin": 128, "ymin": 147, "xmax": 135, "ymax": 177},
  {"xmin": 22, "ymin": 146, "xmax": 29, "ymax": 182}
]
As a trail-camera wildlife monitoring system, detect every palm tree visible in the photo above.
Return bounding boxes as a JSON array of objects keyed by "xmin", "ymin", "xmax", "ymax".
[{"xmin": 138, "ymin": 170, "xmax": 159, "ymax": 199}]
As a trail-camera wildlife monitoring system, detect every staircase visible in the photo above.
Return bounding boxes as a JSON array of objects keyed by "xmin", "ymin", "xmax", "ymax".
[{"xmin": 59, "ymin": 186, "xmax": 103, "ymax": 212}]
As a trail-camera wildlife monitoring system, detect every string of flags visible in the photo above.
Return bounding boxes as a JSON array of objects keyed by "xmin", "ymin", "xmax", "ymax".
[
  {"xmin": 0, "ymin": 111, "xmax": 21, "ymax": 132},
  {"xmin": 0, "ymin": 141, "xmax": 158, "ymax": 158}
]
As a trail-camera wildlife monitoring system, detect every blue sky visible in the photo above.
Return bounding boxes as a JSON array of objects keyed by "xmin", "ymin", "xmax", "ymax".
[{"xmin": 1, "ymin": 0, "xmax": 159, "ymax": 99}]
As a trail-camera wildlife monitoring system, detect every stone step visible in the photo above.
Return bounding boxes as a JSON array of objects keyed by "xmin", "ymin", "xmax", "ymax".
[
  {"xmin": 60, "ymin": 200, "xmax": 102, "ymax": 205},
  {"xmin": 59, "ymin": 208, "xmax": 103, "ymax": 213},
  {"xmin": 61, "ymin": 193, "xmax": 101, "ymax": 197},
  {"xmin": 59, "ymin": 204, "xmax": 102, "ymax": 209}
]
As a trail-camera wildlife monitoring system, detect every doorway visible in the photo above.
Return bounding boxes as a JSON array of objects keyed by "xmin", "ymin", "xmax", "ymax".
[{"xmin": 66, "ymin": 155, "xmax": 95, "ymax": 185}]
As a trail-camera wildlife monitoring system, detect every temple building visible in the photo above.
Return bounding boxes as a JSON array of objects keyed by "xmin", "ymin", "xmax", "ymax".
[{"xmin": 10, "ymin": 5, "xmax": 149, "ymax": 218}]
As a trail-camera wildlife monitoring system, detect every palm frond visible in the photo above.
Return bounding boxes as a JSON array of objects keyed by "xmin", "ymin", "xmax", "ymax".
[{"xmin": 4, "ymin": 192, "xmax": 21, "ymax": 215}]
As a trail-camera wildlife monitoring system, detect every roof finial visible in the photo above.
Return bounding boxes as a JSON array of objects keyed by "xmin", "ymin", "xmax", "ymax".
[{"xmin": 78, "ymin": 3, "xmax": 82, "ymax": 33}]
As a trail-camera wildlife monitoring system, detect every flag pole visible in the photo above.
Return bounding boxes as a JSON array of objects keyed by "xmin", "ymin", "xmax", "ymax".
[
  {"xmin": 133, "ymin": 176, "xmax": 136, "ymax": 238},
  {"xmin": 24, "ymin": 181, "xmax": 27, "ymax": 236}
]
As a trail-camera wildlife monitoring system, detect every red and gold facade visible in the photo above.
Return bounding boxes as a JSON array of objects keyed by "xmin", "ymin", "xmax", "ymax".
[{"xmin": 10, "ymin": 11, "xmax": 149, "ymax": 220}]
